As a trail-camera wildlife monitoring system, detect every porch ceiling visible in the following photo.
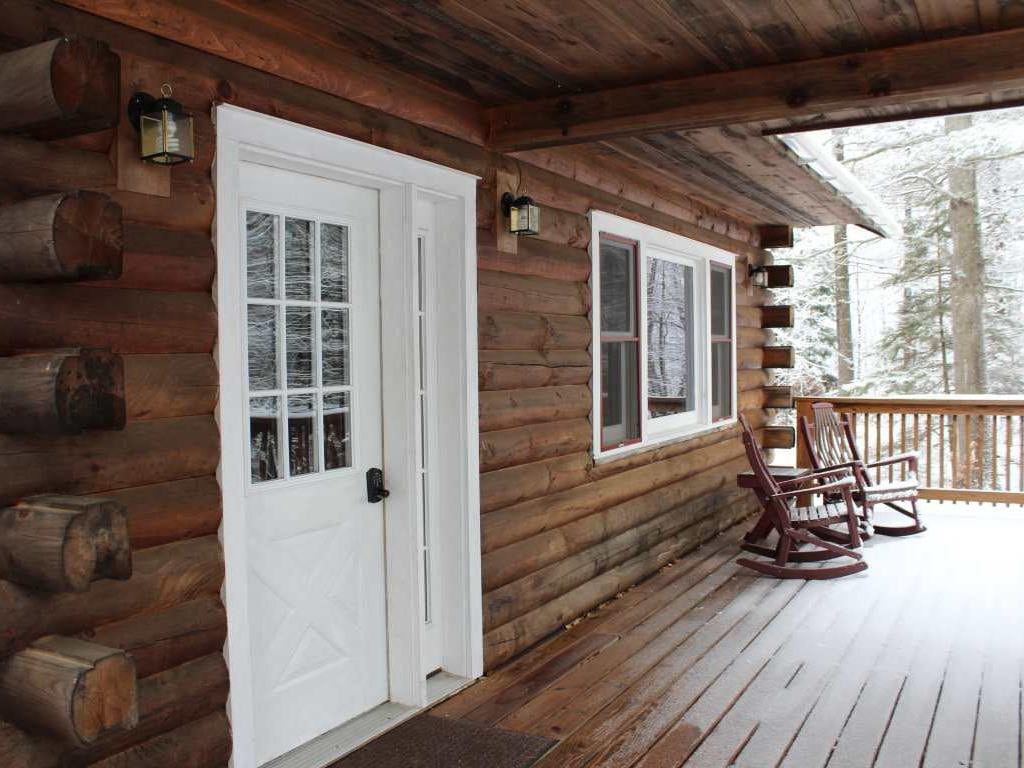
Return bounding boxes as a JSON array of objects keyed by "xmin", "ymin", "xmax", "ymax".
[
  {"xmin": 60, "ymin": 0, "xmax": 1024, "ymax": 232},
  {"xmin": 274, "ymin": 0, "xmax": 1024, "ymax": 232}
]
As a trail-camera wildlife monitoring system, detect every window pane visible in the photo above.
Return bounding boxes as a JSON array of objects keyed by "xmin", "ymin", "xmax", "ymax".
[
  {"xmin": 321, "ymin": 223, "xmax": 349, "ymax": 303},
  {"xmin": 712, "ymin": 342, "xmax": 733, "ymax": 420},
  {"xmin": 647, "ymin": 259, "xmax": 695, "ymax": 418},
  {"xmin": 246, "ymin": 212, "xmax": 277, "ymax": 299},
  {"xmin": 600, "ymin": 239, "xmax": 634, "ymax": 334},
  {"xmin": 247, "ymin": 304, "xmax": 278, "ymax": 390},
  {"xmin": 250, "ymin": 396, "xmax": 280, "ymax": 482},
  {"xmin": 285, "ymin": 218, "xmax": 313, "ymax": 300},
  {"xmin": 323, "ymin": 392, "xmax": 352, "ymax": 469},
  {"xmin": 285, "ymin": 307, "xmax": 313, "ymax": 388},
  {"xmin": 321, "ymin": 309, "xmax": 350, "ymax": 385},
  {"xmin": 711, "ymin": 266, "xmax": 731, "ymax": 337},
  {"xmin": 601, "ymin": 340, "xmax": 640, "ymax": 447},
  {"xmin": 287, "ymin": 394, "xmax": 317, "ymax": 476}
]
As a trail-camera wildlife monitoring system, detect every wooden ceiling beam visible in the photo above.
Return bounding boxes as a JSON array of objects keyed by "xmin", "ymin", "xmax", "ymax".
[{"xmin": 487, "ymin": 26, "xmax": 1024, "ymax": 150}]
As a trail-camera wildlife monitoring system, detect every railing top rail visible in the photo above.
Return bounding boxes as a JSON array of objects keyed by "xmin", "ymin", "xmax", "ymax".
[{"xmin": 794, "ymin": 394, "xmax": 1024, "ymax": 409}]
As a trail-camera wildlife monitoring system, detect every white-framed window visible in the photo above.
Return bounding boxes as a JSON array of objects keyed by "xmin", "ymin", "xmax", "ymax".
[{"xmin": 590, "ymin": 210, "xmax": 737, "ymax": 460}]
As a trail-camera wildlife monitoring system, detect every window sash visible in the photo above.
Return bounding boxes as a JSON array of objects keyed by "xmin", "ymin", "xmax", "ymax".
[{"xmin": 591, "ymin": 212, "xmax": 736, "ymax": 459}]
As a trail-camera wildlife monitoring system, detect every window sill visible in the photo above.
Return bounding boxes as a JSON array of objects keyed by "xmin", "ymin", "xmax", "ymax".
[{"xmin": 594, "ymin": 417, "xmax": 738, "ymax": 465}]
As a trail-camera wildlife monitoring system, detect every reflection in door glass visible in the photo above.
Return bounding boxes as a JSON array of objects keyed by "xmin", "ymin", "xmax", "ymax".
[
  {"xmin": 321, "ymin": 223, "xmax": 349, "ymax": 303},
  {"xmin": 247, "ymin": 305, "xmax": 278, "ymax": 390},
  {"xmin": 246, "ymin": 212, "xmax": 277, "ymax": 299},
  {"xmin": 284, "ymin": 218, "xmax": 313, "ymax": 300},
  {"xmin": 321, "ymin": 309, "xmax": 350, "ymax": 386},
  {"xmin": 288, "ymin": 394, "xmax": 318, "ymax": 476},
  {"xmin": 285, "ymin": 307, "xmax": 313, "ymax": 388},
  {"xmin": 250, "ymin": 396, "xmax": 280, "ymax": 482},
  {"xmin": 323, "ymin": 392, "xmax": 351, "ymax": 470}
]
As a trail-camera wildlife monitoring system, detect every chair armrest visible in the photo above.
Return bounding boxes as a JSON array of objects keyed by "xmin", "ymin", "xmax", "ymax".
[
  {"xmin": 865, "ymin": 452, "xmax": 918, "ymax": 470},
  {"xmin": 777, "ymin": 467, "xmax": 855, "ymax": 490},
  {"xmin": 771, "ymin": 476, "xmax": 855, "ymax": 500}
]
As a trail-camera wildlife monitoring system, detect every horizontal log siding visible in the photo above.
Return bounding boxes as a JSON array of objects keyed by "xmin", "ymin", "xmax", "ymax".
[{"xmin": 0, "ymin": 1, "xmax": 770, "ymax": 762}]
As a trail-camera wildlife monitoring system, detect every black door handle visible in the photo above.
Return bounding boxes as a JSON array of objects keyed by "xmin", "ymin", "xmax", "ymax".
[{"xmin": 366, "ymin": 467, "xmax": 390, "ymax": 503}]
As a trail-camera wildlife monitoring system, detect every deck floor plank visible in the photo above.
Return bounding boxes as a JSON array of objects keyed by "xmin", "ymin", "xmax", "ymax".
[{"xmin": 432, "ymin": 505, "xmax": 1024, "ymax": 768}]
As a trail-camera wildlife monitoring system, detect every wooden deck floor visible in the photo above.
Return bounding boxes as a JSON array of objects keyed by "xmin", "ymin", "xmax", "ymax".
[{"xmin": 434, "ymin": 504, "xmax": 1024, "ymax": 767}]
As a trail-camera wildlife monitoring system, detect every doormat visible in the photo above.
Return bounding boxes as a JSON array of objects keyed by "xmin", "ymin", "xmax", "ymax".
[{"xmin": 329, "ymin": 714, "xmax": 555, "ymax": 768}]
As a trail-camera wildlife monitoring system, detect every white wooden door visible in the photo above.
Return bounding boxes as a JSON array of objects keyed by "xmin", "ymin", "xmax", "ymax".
[{"xmin": 238, "ymin": 162, "xmax": 387, "ymax": 765}]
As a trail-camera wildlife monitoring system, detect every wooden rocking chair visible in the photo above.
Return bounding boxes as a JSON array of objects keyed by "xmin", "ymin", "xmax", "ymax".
[
  {"xmin": 737, "ymin": 415, "xmax": 867, "ymax": 579},
  {"xmin": 799, "ymin": 402, "xmax": 926, "ymax": 537}
]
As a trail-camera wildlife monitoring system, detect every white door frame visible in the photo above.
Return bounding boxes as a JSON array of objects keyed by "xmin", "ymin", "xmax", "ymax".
[{"xmin": 214, "ymin": 105, "xmax": 482, "ymax": 767}]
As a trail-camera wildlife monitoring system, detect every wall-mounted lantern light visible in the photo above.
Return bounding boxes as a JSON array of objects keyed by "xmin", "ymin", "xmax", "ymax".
[
  {"xmin": 501, "ymin": 192, "xmax": 540, "ymax": 236},
  {"xmin": 127, "ymin": 84, "xmax": 195, "ymax": 165},
  {"xmin": 749, "ymin": 264, "xmax": 795, "ymax": 289}
]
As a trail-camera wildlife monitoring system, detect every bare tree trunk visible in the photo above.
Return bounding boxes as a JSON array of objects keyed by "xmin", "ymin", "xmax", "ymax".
[
  {"xmin": 833, "ymin": 130, "xmax": 854, "ymax": 386},
  {"xmin": 945, "ymin": 114, "xmax": 986, "ymax": 486}
]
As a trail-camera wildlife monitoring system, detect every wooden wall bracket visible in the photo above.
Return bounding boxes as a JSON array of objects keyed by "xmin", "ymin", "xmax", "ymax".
[
  {"xmin": 0, "ymin": 349, "xmax": 125, "ymax": 434},
  {"xmin": 0, "ymin": 37, "xmax": 120, "ymax": 140},
  {"xmin": 762, "ymin": 425, "xmax": 796, "ymax": 449},
  {"xmin": 0, "ymin": 635, "xmax": 138, "ymax": 746},
  {"xmin": 0, "ymin": 192, "xmax": 123, "ymax": 282},
  {"xmin": 0, "ymin": 495, "xmax": 131, "ymax": 593}
]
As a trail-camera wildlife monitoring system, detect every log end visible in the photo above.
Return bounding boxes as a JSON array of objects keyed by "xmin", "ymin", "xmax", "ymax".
[
  {"xmin": 71, "ymin": 645, "xmax": 139, "ymax": 743},
  {"xmin": 56, "ymin": 348, "xmax": 127, "ymax": 432},
  {"xmin": 54, "ymin": 192, "xmax": 124, "ymax": 281},
  {"xmin": 42, "ymin": 37, "xmax": 121, "ymax": 140}
]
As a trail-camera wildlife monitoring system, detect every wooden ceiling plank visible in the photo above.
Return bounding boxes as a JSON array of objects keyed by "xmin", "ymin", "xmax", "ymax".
[
  {"xmin": 912, "ymin": 0, "xmax": 981, "ymax": 38},
  {"xmin": 276, "ymin": 0, "xmax": 540, "ymax": 103},
  {"xmin": 651, "ymin": 0, "xmax": 784, "ymax": 69},
  {"xmin": 846, "ymin": 0, "xmax": 924, "ymax": 46},
  {"xmin": 338, "ymin": 0, "xmax": 566, "ymax": 95},
  {"xmin": 977, "ymin": 0, "xmax": 1024, "ymax": 31},
  {"xmin": 487, "ymin": 25, "xmax": 1024, "ymax": 150},
  {"xmin": 718, "ymin": 0, "xmax": 825, "ymax": 60},
  {"xmin": 782, "ymin": 0, "xmax": 874, "ymax": 55},
  {"xmin": 53, "ymin": 0, "xmax": 486, "ymax": 144}
]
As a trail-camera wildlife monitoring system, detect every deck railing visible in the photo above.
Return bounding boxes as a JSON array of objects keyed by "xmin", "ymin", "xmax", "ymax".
[{"xmin": 795, "ymin": 395, "xmax": 1024, "ymax": 505}]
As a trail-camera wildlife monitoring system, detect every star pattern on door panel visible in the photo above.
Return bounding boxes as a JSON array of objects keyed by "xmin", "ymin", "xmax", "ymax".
[{"xmin": 248, "ymin": 516, "xmax": 364, "ymax": 693}]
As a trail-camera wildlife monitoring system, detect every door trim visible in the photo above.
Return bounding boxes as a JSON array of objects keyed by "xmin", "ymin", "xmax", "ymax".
[{"xmin": 214, "ymin": 105, "xmax": 482, "ymax": 767}]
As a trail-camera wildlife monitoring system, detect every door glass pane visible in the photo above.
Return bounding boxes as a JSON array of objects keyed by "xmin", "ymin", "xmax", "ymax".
[
  {"xmin": 288, "ymin": 394, "xmax": 317, "ymax": 476},
  {"xmin": 246, "ymin": 212, "xmax": 277, "ymax": 299},
  {"xmin": 601, "ymin": 340, "xmax": 640, "ymax": 447},
  {"xmin": 323, "ymin": 392, "xmax": 352, "ymax": 470},
  {"xmin": 322, "ymin": 309, "xmax": 350, "ymax": 385},
  {"xmin": 250, "ymin": 396, "xmax": 280, "ymax": 482},
  {"xmin": 321, "ymin": 223, "xmax": 349, "ymax": 303},
  {"xmin": 247, "ymin": 305, "xmax": 278, "ymax": 390},
  {"xmin": 285, "ymin": 218, "xmax": 313, "ymax": 300},
  {"xmin": 285, "ymin": 307, "xmax": 313, "ymax": 388},
  {"xmin": 600, "ymin": 239, "xmax": 635, "ymax": 334},
  {"xmin": 647, "ymin": 259, "xmax": 695, "ymax": 418}
]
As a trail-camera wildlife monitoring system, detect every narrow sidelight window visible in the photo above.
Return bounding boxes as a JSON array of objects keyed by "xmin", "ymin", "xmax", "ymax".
[
  {"xmin": 599, "ymin": 236, "xmax": 641, "ymax": 450},
  {"xmin": 710, "ymin": 263, "xmax": 733, "ymax": 422}
]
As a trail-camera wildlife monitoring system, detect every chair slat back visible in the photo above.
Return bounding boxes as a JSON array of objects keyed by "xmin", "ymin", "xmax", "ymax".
[
  {"xmin": 812, "ymin": 403, "xmax": 854, "ymax": 467},
  {"xmin": 738, "ymin": 415, "xmax": 781, "ymax": 496}
]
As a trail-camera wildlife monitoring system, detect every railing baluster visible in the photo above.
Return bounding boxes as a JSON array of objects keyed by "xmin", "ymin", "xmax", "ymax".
[
  {"xmin": 875, "ymin": 412, "xmax": 882, "ymax": 483},
  {"xmin": 949, "ymin": 414, "xmax": 957, "ymax": 491},
  {"xmin": 991, "ymin": 415, "xmax": 998, "ymax": 495},
  {"xmin": 926, "ymin": 413, "xmax": 933, "ymax": 487},
  {"xmin": 887, "ymin": 412, "xmax": 895, "ymax": 483},
  {"xmin": 965, "ymin": 414, "xmax": 974, "ymax": 491},
  {"xmin": 1004, "ymin": 415, "xmax": 1011, "ymax": 503}
]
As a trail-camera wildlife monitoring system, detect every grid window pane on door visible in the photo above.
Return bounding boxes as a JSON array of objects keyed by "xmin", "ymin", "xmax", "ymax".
[
  {"xmin": 710, "ymin": 264, "xmax": 733, "ymax": 421},
  {"xmin": 245, "ymin": 211, "xmax": 354, "ymax": 483}
]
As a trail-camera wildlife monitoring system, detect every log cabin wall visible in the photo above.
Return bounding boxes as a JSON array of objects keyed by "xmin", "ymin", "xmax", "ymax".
[{"xmin": 0, "ymin": 1, "xmax": 784, "ymax": 765}]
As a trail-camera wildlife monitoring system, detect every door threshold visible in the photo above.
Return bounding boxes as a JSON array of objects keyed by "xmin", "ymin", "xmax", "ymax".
[{"xmin": 260, "ymin": 675, "xmax": 474, "ymax": 768}]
